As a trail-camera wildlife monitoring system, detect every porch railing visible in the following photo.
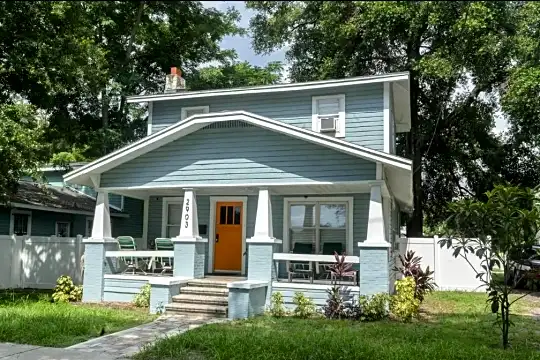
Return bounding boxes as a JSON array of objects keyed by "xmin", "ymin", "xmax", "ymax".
[
  {"xmin": 272, "ymin": 253, "xmax": 359, "ymax": 285},
  {"xmin": 105, "ymin": 250, "xmax": 174, "ymax": 275}
]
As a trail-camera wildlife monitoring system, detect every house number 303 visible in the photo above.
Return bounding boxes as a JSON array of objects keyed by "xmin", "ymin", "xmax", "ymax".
[{"xmin": 184, "ymin": 199, "xmax": 190, "ymax": 228}]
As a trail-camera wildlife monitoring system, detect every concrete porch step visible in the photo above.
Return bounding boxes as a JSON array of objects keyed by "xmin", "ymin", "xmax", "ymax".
[
  {"xmin": 165, "ymin": 302, "xmax": 227, "ymax": 317},
  {"xmin": 187, "ymin": 279, "xmax": 229, "ymax": 288},
  {"xmin": 181, "ymin": 286, "xmax": 229, "ymax": 297},
  {"xmin": 172, "ymin": 293, "xmax": 228, "ymax": 306}
]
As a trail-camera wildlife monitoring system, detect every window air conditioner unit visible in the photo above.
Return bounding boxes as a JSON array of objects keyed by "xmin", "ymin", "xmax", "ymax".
[{"xmin": 319, "ymin": 116, "xmax": 338, "ymax": 132}]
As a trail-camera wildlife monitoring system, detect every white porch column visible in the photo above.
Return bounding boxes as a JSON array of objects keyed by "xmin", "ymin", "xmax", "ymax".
[
  {"xmin": 83, "ymin": 191, "xmax": 115, "ymax": 303},
  {"xmin": 172, "ymin": 189, "xmax": 207, "ymax": 278},
  {"xmin": 358, "ymin": 184, "xmax": 390, "ymax": 296},
  {"xmin": 178, "ymin": 189, "xmax": 200, "ymax": 240},
  {"xmin": 253, "ymin": 188, "xmax": 273, "ymax": 240},
  {"xmin": 247, "ymin": 188, "xmax": 281, "ymax": 305},
  {"xmin": 365, "ymin": 185, "xmax": 386, "ymax": 244},
  {"xmin": 91, "ymin": 191, "xmax": 112, "ymax": 240}
]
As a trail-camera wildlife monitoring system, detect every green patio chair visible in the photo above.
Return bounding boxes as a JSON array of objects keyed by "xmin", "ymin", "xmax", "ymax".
[
  {"xmin": 154, "ymin": 238, "xmax": 174, "ymax": 274},
  {"xmin": 117, "ymin": 236, "xmax": 147, "ymax": 275},
  {"xmin": 319, "ymin": 242, "xmax": 345, "ymax": 280},
  {"xmin": 288, "ymin": 242, "xmax": 314, "ymax": 283}
]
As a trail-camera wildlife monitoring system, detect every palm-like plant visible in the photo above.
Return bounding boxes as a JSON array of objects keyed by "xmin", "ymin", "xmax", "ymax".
[
  {"xmin": 330, "ymin": 251, "xmax": 356, "ymax": 284},
  {"xmin": 393, "ymin": 250, "xmax": 436, "ymax": 302}
]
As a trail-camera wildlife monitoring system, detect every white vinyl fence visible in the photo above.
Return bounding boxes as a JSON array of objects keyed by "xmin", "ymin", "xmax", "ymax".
[
  {"xmin": 0, "ymin": 235, "xmax": 84, "ymax": 289},
  {"xmin": 0, "ymin": 235, "xmax": 146, "ymax": 289},
  {"xmin": 394, "ymin": 237, "xmax": 487, "ymax": 292}
]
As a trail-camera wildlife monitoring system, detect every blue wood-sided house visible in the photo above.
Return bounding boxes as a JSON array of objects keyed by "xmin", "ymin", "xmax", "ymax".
[
  {"xmin": 65, "ymin": 70, "xmax": 413, "ymax": 317},
  {"xmin": 0, "ymin": 165, "xmax": 143, "ymax": 241}
]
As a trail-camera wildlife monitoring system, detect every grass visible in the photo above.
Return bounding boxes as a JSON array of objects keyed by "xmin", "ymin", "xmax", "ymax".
[
  {"xmin": 0, "ymin": 289, "xmax": 156, "ymax": 347},
  {"xmin": 134, "ymin": 291, "xmax": 540, "ymax": 360}
]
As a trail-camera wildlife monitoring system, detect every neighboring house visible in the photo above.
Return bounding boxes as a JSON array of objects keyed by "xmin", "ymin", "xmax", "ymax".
[
  {"xmin": 67, "ymin": 69, "xmax": 413, "ymax": 315},
  {"xmin": 0, "ymin": 165, "xmax": 144, "ymax": 242}
]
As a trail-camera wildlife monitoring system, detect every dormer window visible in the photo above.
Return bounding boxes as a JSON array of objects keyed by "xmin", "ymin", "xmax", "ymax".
[
  {"xmin": 312, "ymin": 94, "xmax": 345, "ymax": 137},
  {"xmin": 181, "ymin": 106, "xmax": 209, "ymax": 121}
]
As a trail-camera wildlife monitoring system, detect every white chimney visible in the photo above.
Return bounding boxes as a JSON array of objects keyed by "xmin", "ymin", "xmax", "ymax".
[{"xmin": 165, "ymin": 67, "xmax": 186, "ymax": 93}]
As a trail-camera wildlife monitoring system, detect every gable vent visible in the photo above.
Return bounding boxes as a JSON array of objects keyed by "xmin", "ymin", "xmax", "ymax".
[{"xmin": 202, "ymin": 120, "xmax": 254, "ymax": 130}]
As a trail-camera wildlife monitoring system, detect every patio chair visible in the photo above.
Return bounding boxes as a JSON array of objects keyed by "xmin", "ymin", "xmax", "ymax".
[
  {"xmin": 154, "ymin": 238, "xmax": 174, "ymax": 274},
  {"xmin": 319, "ymin": 242, "xmax": 344, "ymax": 280},
  {"xmin": 117, "ymin": 236, "xmax": 147, "ymax": 275},
  {"xmin": 287, "ymin": 242, "xmax": 314, "ymax": 284}
]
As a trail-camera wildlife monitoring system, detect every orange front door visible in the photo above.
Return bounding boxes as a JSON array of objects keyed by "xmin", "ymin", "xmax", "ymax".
[{"xmin": 214, "ymin": 202, "xmax": 243, "ymax": 272}]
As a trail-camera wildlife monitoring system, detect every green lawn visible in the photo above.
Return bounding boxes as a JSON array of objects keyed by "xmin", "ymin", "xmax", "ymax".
[
  {"xmin": 0, "ymin": 289, "xmax": 156, "ymax": 347},
  {"xmin": 134, "ymin": 292, "xmax": 540, "ymax": 360}
]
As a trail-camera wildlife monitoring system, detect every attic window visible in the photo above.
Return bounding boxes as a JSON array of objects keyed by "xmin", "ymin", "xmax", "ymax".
[
  {"xmin": 312, "ymin": 95, "xmax": 346, "ymax": 137},
  {"xmin": 181, "ymin": 106, "xmax": 209, "ymax": 120}
]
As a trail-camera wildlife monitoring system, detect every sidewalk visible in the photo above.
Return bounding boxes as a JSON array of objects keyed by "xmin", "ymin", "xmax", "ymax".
[{"xmin": 1, "ymin": 315, "xmax": 225, "ymax": 360}]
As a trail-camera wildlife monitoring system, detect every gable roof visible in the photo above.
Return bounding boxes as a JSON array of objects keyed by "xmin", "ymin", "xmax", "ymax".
[
  {"xmin": 64, "ymin": 111, "xmax": 412, "ymax": 187},
  {"xmin": 9, "ymin": 181, "xmax": 127, "ymax": 217},
  {"xmin": 126, "ymin": 72, "xmax": 409, "ymax": 103}
]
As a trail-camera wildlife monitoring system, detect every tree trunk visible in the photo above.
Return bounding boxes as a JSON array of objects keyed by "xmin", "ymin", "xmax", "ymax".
[
  {"xmin": 407, "ymin": 70, "xmax": 423, "ymax": 237},
  {"xmin": 101, "ymin": 88, "xmax": 109, "ymax": 155},
  {"xmin": 118, "ymin": 1, "xmax": 145, "ymax": 122},
  {"xmin": 502, "ymin": 296, "xmax": 510, "ymax": 349}
]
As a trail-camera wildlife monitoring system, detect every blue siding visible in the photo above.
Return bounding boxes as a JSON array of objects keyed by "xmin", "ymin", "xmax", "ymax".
[
  {"xmin": 146, "ymin": 193, "xmax": 369, "ymax": 275},
  {"xmin": 103, "ymin": 278, "xmax": 148, "ymax": 303},
  {"xmin": 43, "ymin": 171, "xmax": 65, "ymax": 187},
  {"xmin": 111, "ymin": 197, "xmax": 144, "ymax": 238},
  {"xmin": 31, "ymin": 210, "xmax": 77, "ymax": 237},
  {"xmin": 101, "ymin": 124, "xmax": 376, "ymax": 188},
  {"xmin": 273, "ymin": 286, "xmax": 360, "ymax": 310},
  {"xmin": 152, "ymin": 84, "xmax": 384, "ymax": 150}
]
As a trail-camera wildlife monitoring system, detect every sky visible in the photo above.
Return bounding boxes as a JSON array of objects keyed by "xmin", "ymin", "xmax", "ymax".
[
  {"xmin": 202, "ymin": 1, "xmax": 508, "ymax": 133},
  {"xmin": 202, "ymin": 1, "xmax": 287, "ymax": 67}
]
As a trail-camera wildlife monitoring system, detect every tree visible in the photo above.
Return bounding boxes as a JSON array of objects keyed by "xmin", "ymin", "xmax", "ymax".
[
  {"xmin": 187, "ymin": 61, "xmax": 283, "ymax": 91},
  {"xmin": 500, "ymin": 2, "xmax": 540, "ymax": 188},
  {"xmin": 441, "ymin": 185, "xmax": 540, "ymax": 349},
  {"xmin": 247, "ymin": 1, "xmax": 519, "ymax": 235},
  {"xmin": 0, "ymin": 1, "xmax": 244, "ymax": 160},
  {"xmin": 0, "ymin": 104, "xmax": 49, "ymax": 203}
]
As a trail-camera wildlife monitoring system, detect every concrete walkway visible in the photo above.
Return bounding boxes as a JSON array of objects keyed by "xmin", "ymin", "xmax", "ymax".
[{"xmin": 0, "ymin": 315, "xmax": 225, "ymax": 360}]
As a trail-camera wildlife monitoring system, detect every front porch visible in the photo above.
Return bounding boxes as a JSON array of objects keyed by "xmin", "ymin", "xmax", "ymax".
[{"xmin": 82, "ymin": 183, "xmax": 394, "ymax": 317}]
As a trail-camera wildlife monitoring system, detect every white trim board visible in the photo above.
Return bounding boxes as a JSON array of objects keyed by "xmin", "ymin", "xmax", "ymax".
[
  {"xmin": 282, "ymin": 196, "xmax": 354, "ymax": 256},
  {"xmin": 126, "ymin": 72, "xmax": 409, "ymax": 103},
  {"xmin": 208, "ymin": 196, "xmax": 248, "ymax": 275},
  {"xmin": 64, "ymin": 111, "xmax": 412, "ymax": 186},
  {"xmin": 147, "ymin": 102, "xmax": 153, "ymax": 136}
]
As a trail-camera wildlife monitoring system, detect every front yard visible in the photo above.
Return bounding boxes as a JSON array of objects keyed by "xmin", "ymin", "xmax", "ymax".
[
  {"xmin": 134, "ymin": 292, "xmax": 540, "ymax": 360},
  {"xmin": 0, "ymin": 290, "xmax": 156, "ymax": 347}
]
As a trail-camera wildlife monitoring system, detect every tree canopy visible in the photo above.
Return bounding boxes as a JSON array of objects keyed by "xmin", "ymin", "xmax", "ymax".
[
  {"xmin": 0, "ymin": 1, "xmax": 283, "ymax": 202},
  {"xmin": 247, "ymin": 1, "xmax": 539, "ymax": 235}
]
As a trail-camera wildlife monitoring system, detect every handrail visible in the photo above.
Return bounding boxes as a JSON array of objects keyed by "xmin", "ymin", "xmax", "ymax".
[
  {"xmin": 273, "ymin": 252, "xmax": 359, "ymax": 263},
  {"xmin": 106, "ymin": 250, "xmax": 174, "ymax": 257}
]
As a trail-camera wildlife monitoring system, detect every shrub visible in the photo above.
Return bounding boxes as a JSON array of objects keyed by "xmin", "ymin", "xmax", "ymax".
[
  {"xmin": 133, "ymin": 283, "xmax": 151, "ymax": 308},
  {"xmin": 292, "ymin": 292, "xmax": 316, "ymax": 319},
  {"xmin": 323, "ymin": 286, "xmax": 346, "ymax": 319},
  {"xmin": 269, "ymin": 291, "xmax": 287, "ymax": 317},
  {"xmin": 52, "ymin": 275, "xmax": 82, "ymax": 303},
  {"xmin": 393, "ymin": 250, "xmax": 436, "ymax": 302},
  {"xmin": 390, "ymin": 277, "xmax": 420, "ymax": 322},
  {"xmin": 359, "ymin": 293, "xmax": 390, "ymax": 321}
]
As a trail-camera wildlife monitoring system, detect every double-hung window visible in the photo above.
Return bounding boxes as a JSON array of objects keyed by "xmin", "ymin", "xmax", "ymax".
[
  {"xmin": 55, "ymin": 222, "xmax": 71, "ymax": 237},
  {"xmin": 312, "ymin": 95, "xmax": 346, "ymax": 137},
  {"xmin": 285, "ymin": 197, "xmax": 353, "ymax": 255},
  {"xmin": 162, "ymin": 198, "xmax": 184, "ymax": 238}
]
